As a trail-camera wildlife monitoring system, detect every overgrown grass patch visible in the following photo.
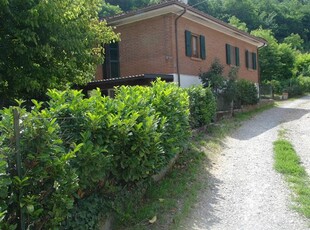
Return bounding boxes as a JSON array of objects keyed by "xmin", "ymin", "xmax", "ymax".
[{"xmin": 273, "ymin": 134, "xmax": 310, "ymax": 218}]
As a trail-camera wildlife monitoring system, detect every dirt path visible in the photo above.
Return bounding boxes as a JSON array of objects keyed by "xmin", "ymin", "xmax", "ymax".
[{"xmin": 180, "ymin": 96, "xmax": 310, "ymax": 230}]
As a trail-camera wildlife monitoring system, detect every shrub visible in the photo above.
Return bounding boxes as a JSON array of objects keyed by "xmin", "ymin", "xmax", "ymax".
[
  {"xmin": 236, "ymin": 79, "xmax": 259, "ymax": 105},
  {"xmin": 199, "ymin": 58, "xmax": 225, "ymax": 96},
  {"xmin": 282, "ymin": 78, "xmax": 303, "ymax": 97},
  {"xmin": 47, "ymin": 89, "xmax": 115, "ymax": 190},
  {"xmin": 187, "ymin": 85, "xmax": 216, "ymax": 128},
  {"xmin": 265, "ymin": 80, "xmax": 283, "ymax": 95},
  {"xmin": 297, "ymin": 76, "xmax": 310, "ymax": 93},
  {"xmin": 0, "ymin": 80, "xmax": 191, "ymax": 228},
  {"xmin": 0, "ymin": 105, "xmax": 80, "ymax": 229},
  {"xmin": 150, "ymin": 80, "xmax": 190, "ymax": 159},
  {"xmin": 112, "ymin": 85, "xmax": 165, "ymax": 182}
]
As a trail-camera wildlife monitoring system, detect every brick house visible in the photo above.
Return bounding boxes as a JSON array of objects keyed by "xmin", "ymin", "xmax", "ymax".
[{"xmin": 85, "ymin": 0, "xmax": 266, "ymax": 95}]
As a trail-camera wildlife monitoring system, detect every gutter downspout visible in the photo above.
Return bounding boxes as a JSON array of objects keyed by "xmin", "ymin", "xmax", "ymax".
[
  {"xmin": 257, "ymin": 42, "xmax": 267, "ymax": 85},
  {"xmin": 175, "ymin": 7, "xmax": 187, "ymax": 87},
  {"xmin": 257, "ymin": 42, "xmax": 267, "ymax": 97}
]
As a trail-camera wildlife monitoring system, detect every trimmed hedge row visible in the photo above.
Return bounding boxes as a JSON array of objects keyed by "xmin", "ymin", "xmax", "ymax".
[
  {"xmin": 0, "ymin": 80, "xmax": 216, "ymax": 229},
  {"xmin": 187, "ymin": 85, "xmax": 216, "ymax": 128}
]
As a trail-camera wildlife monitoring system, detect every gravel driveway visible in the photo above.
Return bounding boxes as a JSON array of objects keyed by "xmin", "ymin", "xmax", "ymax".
[{"xmin": 180, "ymin": 96, "xmax": 310, "ymax": 230}]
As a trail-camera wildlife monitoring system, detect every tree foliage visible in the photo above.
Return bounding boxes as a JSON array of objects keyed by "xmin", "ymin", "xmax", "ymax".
[
  {"xmin": 188, "ymin": 0, "xmax": 310, "ymax": 50},
  {"xmin": 294, "ymin": 53, "xmax": 310, "ymax": 77},
  {"xmin": 228, "ymin": 16, "xmax": 249, "ymax": 32},
  {"xmin": 283, "ymin": 33, "xmax": 304, "ymax": 51},
  {"xmin": 0, "ymin": 0, "xmax": 119, "ymax": 106},
  {"xmin": 105, "ymin": 0, "xmax": 161, "ymax": 12},
  {"xmin": 99, "ymin": 1, "xmax": 123, "ymax": 18},
  {"xmin": 251, "ymin": 28, "xmax": 296, "ymax": 82}
]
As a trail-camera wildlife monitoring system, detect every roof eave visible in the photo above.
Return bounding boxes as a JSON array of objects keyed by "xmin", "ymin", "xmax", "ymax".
[{"xmin": 106, "ymin": 1, "xmax": 266, "ymax": 47}]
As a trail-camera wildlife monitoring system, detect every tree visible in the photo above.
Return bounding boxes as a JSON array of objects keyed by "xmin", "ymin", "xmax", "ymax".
[
  {"xmin": 99, "ymin": 1, "xmax": 123, "ymax": 18},
  {"xmin": 188, "ymin": 0, "xmax": 310, "ymax": 51},
  {"xmin": 228, "ymin": 16, "xmax": 249, "ymax": 32},
  {"xmin": 0, "ymin": 0, "xmax": 119, "ymax": 107},
  {"xmin": 294, "ymin": 53, "xmax": 310, "ymax": 77},
  {"xmin": 251, "ymin": 28, "xmax": 295, "ymax": 82},
  {"xmin": 277, "ymin": 43, "xmax": 296, "ymax": 79},
  {"xmin": 106, "ymin": 0, "xmax": 161, "ymax": 11},
  {"xmin": 283, "ymin": 33, "xmax": 304, "ymax": 50},
  {"xmin": 251, "ymin": 28, "xmax": 281, "ymax": 81}
]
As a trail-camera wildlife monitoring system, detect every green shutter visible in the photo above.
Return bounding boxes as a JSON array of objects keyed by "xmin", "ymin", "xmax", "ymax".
[
  {"xmin": 235, "ymin": 47, "xmax": 240, "ymax": 66},
  {"xmin": 245, "ymin": 50, "xmax": 249, "ymax": 68},
  {"xmin": 200, "ymin": 35, "xmax": 206, "ymax": 60},
  {"xmin": 252, "ymin": 52, "xmax": 257, "ymax": 70},
  {"xmin": 226, "ymin": 44, "xmax": 231, "ymax": 65},
  {"xmin": 185, "ymin": 30, "xmax": 192, "ymax": 57}
]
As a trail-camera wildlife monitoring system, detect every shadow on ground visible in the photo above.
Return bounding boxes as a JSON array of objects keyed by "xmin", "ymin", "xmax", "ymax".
[{"xmin": 231, "ymin": 97, "xmax": 310, "ymax": 141}]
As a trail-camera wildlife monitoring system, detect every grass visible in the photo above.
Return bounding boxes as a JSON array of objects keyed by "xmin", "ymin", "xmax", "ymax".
[
  {"xmin": 114, "ymin": 102, "xmax": 275, "ymax": 230},
  {"xmin": 273, "ymin": 131, "xmax": 310, "ymax": 218},
  {"xmin": 114, "ymin": 141, "xmax": 207, "ymax": 230}
]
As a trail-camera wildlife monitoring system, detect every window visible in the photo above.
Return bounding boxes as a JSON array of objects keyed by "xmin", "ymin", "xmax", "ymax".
[
  {"xmin": 192, "ymin": 35, "xmax": 199, "ymax": 58},
  {"xmin": 245, "ymin": 50, "xmax": 257, "ymax": 70},
  {"xmin": 103, "ymin": 42, "xmax": 120, "ymax": 79},
  {"xmin": 185, "ymin": 30, "xmax": 206, "ymax": 60},
  {"xmin": 225, "ymin": 44, "xmax": 240, "ymax": 66}
]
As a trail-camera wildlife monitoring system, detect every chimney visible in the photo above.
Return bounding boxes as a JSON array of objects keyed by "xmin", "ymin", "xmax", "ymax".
[{"xmin": 178, "ymin": 0, "xmax": 188, "ymax": 4}]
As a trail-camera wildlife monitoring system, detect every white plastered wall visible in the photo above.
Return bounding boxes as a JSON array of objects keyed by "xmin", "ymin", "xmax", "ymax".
[{"xmin": 172, "ymin": 74, "xmax": 202, "ymax": 88}]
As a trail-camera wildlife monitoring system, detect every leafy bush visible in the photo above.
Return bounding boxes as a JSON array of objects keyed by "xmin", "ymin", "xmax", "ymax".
[
  {"xmin": 297, "ymin": 76, "xmax": 310, "ymax": 93},
  {"xmin": 61, "ymin": 194, "xmax": 107, "ymax": 230},
  {"xmin": 187, "ymin": 85, "xmax": 216, "ymax": 128},
  {"xmin": 47, "ymin": 89, "xmax": 115, "ymax": 191},
  {"xmin": 282, "ymin": 78, "xmax": 303, "ymax": 97},
  {"xmin": 265, "ymin": 80, "xmax": 283, "ymax": 95},
  {"xmin": 112, "ymin": 85, "xmax": 166, "ymax": 182},
  {"xmin": 199, "ymin": 60, "xmax": 259, "ymax": 110},
  {"xmin": 0, "ymin": 150, "xmax": 12, "ymax": 229},
  {"xmin": 149, "ymin": 80, "xmax": 190, "ymax": 159},
  {"xmin": 0, "ymin": 105, "xmax": 80, "ymax": 229},
  {"xmin": 199, "ymin": 58, "xmax": 225, "ymax": 96},
  {"xmin": 235, "ymin": 79, "xmax": 259, "ymax": 105},
  {"xmin": 0, "ymin": 80, "xmax": 191, "ymax": 229}
]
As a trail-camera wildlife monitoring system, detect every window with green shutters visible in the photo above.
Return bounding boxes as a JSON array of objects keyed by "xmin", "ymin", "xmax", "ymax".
[
  {"xmin": 245, "ymin": 50, "xmax": 257, "ymax": 70},
  {"xmin": 103, "ymin": 42, "xmax": 120, "ymax": 79},
  {"xmin": 185, "ymin": 30, "xmax": 206, "ymax": 60},
  {"xmin": 226, "ymin": 44, "xmax": 240, "ymax": 66}
]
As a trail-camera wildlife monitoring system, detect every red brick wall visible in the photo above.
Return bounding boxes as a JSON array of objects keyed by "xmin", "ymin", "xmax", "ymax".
[
  {"xmin": 174, "ymin": 16, "xmax": 259, "ymax": 83},
  {"xmin": 116, "ymin": 14, "xmax": 175, "ymax": 77},
  {"xmin": 97, "ymin": 13, "xmax": 259, "ymax": 84}
]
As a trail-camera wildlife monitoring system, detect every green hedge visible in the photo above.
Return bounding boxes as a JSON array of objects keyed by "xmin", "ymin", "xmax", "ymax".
[
  {"xmin": 187, "ymin": 85, "xmax": 216, "ymax": 128},
  {"xmin": 0, "ymin": 104, "xmax": 80, "ymax": 229},
  {"xmin": 0, "ymin": 80, "xmax": 192, "ymax": 229}
]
